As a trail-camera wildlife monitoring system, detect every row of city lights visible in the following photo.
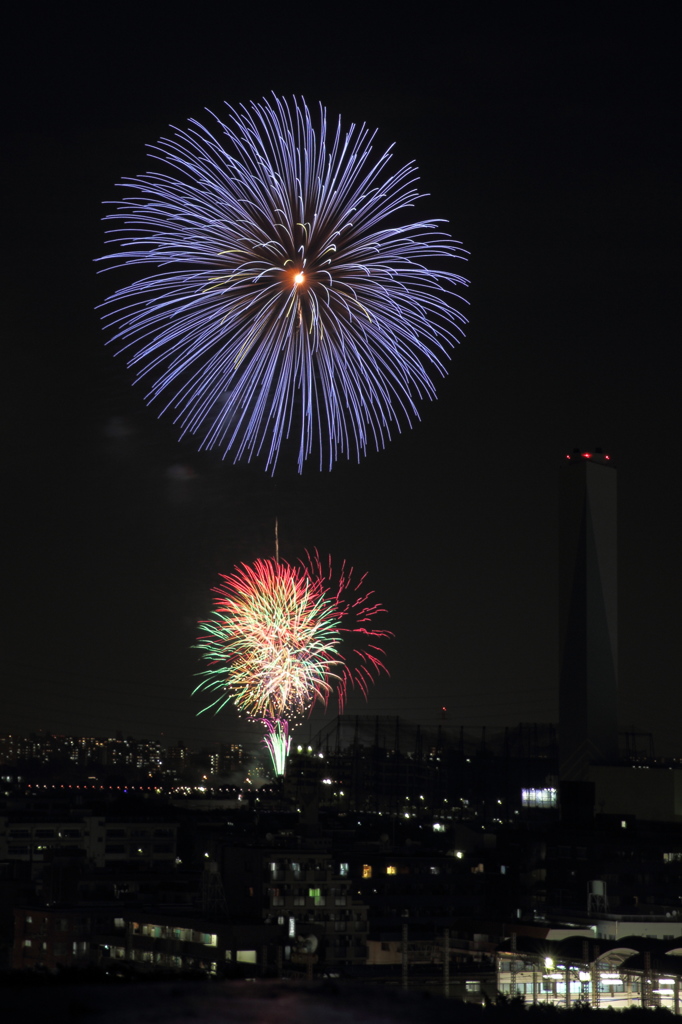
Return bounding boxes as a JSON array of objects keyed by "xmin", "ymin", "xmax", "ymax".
[
  {"xmin": 24, "ymin": 783, "xmax": 248, "ymax": 794},
  {"xmin": 543, "ymin": 959, "xmax": 678, "ymax": 993}
]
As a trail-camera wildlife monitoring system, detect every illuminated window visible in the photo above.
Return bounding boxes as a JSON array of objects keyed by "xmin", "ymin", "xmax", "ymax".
[
  {"xmin": 236, "ymin": 950, "xmax": 256, "ymax": 963},
  {"xmin": 386, "ymin": 865, "xmax": 397, "ymax": 875},
  {"xmin": 521, "ymin": 787, "xmax": 557, "ymax": 808},
  {"xmin": 362, "ymin": 864, "xmax": 372, "ymax": 879}
]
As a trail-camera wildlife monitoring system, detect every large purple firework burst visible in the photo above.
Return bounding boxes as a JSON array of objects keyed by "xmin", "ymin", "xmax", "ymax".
[{"xmin": 99, "ymin": 95, "xmax": 468, "ymax": 472}]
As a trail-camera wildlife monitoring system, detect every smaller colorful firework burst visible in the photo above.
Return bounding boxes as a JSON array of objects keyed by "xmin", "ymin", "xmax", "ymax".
[{"xmin": 194, "ymin": 554, "xmax": 389, "ymax": 775}]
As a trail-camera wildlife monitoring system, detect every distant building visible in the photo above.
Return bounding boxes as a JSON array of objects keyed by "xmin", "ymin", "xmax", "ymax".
[
  {"xmin": 0, "ymin": 813, "xmax": 177, "ymax": 877},
  {"xmin": 586, "ymin": 764, "xmax": 682, "ymax": 823},
  {"xmin": 12, "ymin": 905, "xmax": 282, "ymax": 976},
  {"xmin": 0, "ymin": 733, "xmax": 163, "ymax": 772},
  {"xmin": 559, "ymin": 450, "xmax": 619, "ymax": 779},
  {"xmin": 220, "ymin": 843, "xmax": 369, "ymax": 968}
]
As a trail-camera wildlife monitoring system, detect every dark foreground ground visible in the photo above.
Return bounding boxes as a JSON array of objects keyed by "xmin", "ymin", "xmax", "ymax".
[{"xmin": 0, "ymin": 980, "xmax": 676, "ymax": 1024}]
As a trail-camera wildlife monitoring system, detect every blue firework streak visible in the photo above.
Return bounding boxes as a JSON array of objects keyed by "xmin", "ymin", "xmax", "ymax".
[{"xmin": 99, "ymin": 95, "xmax": 469, "ymax": 471}]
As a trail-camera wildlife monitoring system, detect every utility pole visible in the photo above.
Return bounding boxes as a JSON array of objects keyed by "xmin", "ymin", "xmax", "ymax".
[
  {"xmin": 401, "ymin": 910, "xmax": 409, "ymax": 991},
  {"xmin": 565, "ymin": 963, "xmax": 571, "ymax": 1008},
  {"xmin": 510, "ymin": 933, "xmax": 517, "ymax": 997}
]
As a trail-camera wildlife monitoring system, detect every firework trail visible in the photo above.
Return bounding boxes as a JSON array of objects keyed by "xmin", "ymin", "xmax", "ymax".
[
  {"xmin": 260, "ymin": 719, "xmax": 290, "ymax": 778},
  {"xmin": 99, "ymin": 95, "xmax": 468, "ymax": 471}
]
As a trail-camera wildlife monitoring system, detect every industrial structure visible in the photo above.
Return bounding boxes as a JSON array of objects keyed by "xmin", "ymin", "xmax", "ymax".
[{"xmin": 559, "ymin": 450, "xmax": 619, "ymax": 779}]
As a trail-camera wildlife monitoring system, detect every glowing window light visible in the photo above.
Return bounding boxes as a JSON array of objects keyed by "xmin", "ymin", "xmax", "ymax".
[{"xmin": 521, "ymin": 787, "xmax": 557, "ymax": 808}]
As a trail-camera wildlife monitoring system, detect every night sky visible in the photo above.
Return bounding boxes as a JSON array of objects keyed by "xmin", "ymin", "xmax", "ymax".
[{"xmin": 5, "ymin": 7, "xmax": 681, "ymax": 755}]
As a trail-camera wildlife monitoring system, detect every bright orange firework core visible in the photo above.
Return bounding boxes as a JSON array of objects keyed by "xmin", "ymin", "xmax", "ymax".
[{"xmin": 293, "ymin": 271, "xmax": 305, "ymax": 285}]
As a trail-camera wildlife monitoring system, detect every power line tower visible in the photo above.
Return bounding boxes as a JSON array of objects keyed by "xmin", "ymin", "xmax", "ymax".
[{"xmin": 201, "ymin": 859, "xmax": 228, "ymax": 916}]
